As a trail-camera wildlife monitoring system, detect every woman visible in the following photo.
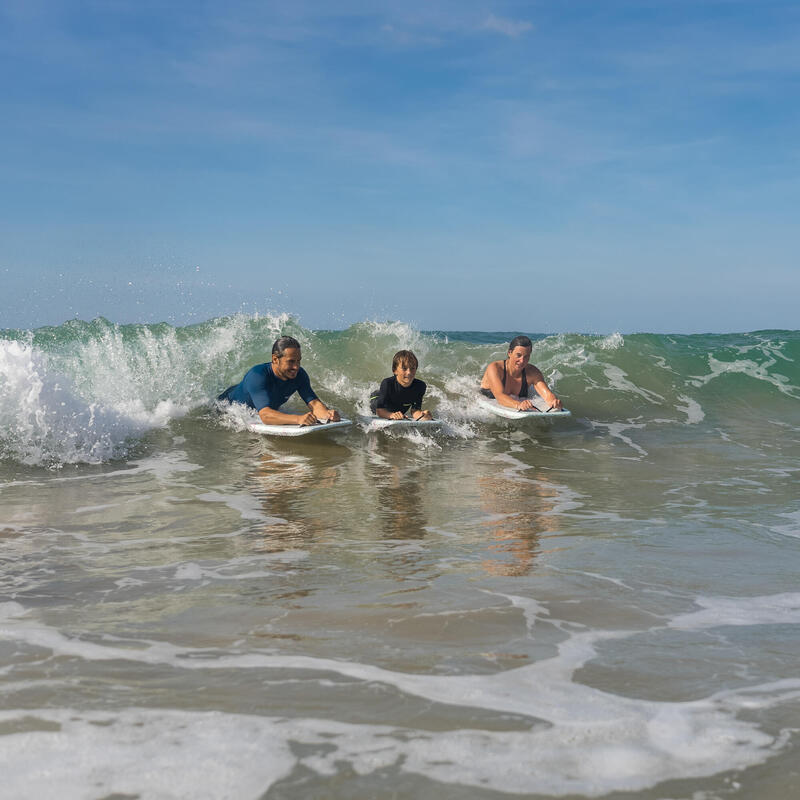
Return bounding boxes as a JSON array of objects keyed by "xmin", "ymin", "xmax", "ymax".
[{"xmin": 480, "ymin": 335, "xmax": 562, "ymax": 412}]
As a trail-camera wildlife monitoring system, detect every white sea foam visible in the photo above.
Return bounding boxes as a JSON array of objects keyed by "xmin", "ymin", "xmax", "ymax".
[
  {"xmin": 0, "ymin": 708, "xmax": 297, "ymax": 799},
  {"xmin": 766, "ymin": 509, "xmax": 800, "ymax": 539},
  {"xmin": 0, "ymin": 314, "xmax": 298, "ymax": 466},
  {"xmin": 602, "ymin": 365, "xmax": 664, "ymax": 403},
  {"xmin": 598, "ymin": 332, "xmax": 624, "ymax": 350},
  {"xmin": 167, "ymin": 552, "xmax": 309, "ymax": 583},
  {"xmin": 2, "ymin": 593, "xmax": 798, "ymax": 796},
  {"xmin": 360, "ymin": 319, "xmax": 428, "ymax": 354},
  {"xmin": 669, "ymin": 593, "xmax": 800, "ymax": 630},
  {"xmin": 196, "ymin": 491, "xmax": 284, "ymax": 523},
  {"xmin": 689, "ymin": 355, "xmax": 799, "ymax": 398},
  {"xmin": 128, "ymin": 452, "xmax": 204, "ymax": 478},
  {"xmin": 423, "ymin": 525, "xmax": 460, "ymax": 539},
  {"xmin": 676, "ymin": 394, "xmax": 705, "ymax": 424},
  {"xmin": 0, "ymin": 341, "xmax": 153, "ymax": 465},
  {"xmin": 588, "ymin": 420, "xmax": 649, "ymax": 458}
]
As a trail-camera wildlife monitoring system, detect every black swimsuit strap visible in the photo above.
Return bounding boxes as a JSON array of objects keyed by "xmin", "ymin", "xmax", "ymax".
[{"xmin": 503, "ymin": 359, "xmax": 527, "ymax": 398}]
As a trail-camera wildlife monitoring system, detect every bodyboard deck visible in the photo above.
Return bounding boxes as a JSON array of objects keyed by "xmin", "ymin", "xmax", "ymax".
[
  {"xmin": 476, "ymin": 394, "xmax": 571, "ymax": 420},
  {"xmin": 362, "ymin": 416, "xmax": 442, "ymax": 430},
  {"xmin": 249, "ymin": 418, "xmax": 352, "ymax": 437}
]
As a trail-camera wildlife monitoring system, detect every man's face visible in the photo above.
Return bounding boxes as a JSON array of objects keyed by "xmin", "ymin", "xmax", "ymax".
[{"xmin": 273, "ymin": 347, "xmax": 301, "ymax": 380}]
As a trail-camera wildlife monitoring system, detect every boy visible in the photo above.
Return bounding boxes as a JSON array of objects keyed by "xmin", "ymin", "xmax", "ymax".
[{"xmin": 370, "ymin": 350, "xmax": 433, "ymax": 420}]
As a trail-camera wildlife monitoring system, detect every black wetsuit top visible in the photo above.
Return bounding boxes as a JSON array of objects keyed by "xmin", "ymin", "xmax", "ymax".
[
  {"xmin": 481, "ymin": 360, "xmax": 528, "ymax": 399},
  {"xmin": 370, "ymin": 377, "xmax": 427, "ymax": 415}
]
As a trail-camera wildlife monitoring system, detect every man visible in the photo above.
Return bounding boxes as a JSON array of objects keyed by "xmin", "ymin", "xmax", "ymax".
[
  {"xmin": 480, "ymin": 335, "xmax": 562, "ymax": 412},
  {"xmin": 218, "ymin": 336, "xmax": 340, "ymax": 426}
]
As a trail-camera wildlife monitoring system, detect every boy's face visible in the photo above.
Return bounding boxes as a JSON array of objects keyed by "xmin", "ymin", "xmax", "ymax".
[{"xmin": 393, "ymin": 360, "xmax": 417, "ymax": 388}]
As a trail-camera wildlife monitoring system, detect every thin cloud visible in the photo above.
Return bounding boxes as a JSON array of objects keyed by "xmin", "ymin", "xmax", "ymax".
[{"xmin": 482, "ymin": 14, "xmax": 533, "ymax": 38}]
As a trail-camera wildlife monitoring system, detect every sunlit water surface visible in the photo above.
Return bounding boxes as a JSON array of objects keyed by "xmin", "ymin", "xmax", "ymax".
[{"xmin": 1, "ymin": 321, "xmax": 799, "ymax": 798}]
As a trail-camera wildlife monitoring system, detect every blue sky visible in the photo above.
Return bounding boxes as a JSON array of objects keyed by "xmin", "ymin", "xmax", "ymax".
[{"xmin": 1, "ymin": 0, "xmax": 798, "ymax": 332}]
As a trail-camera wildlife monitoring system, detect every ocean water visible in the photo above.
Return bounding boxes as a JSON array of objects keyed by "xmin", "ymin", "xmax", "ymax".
[{"xmin": 1, "ymin": 315, "xmax": 799, "ymax": 799}]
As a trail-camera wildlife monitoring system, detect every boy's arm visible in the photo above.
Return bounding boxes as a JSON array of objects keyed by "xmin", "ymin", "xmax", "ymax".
[
  {"xmin": 411, "ymin": 381, "xmax": 432, "ymax": 419},
  {"xmin": 373, "ymin": 379, "xmax": 404, "ymax": 419}
]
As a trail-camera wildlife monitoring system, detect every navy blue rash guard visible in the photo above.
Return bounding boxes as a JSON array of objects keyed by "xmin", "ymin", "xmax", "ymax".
[{"xmin": 218, "ymin": 363, "xmax": 318, "ymax": 411}]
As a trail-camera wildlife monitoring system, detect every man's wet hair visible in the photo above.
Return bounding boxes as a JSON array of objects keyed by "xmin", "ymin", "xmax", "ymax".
[
  {"xmin": 272, "ymin": 336, "xmax": 301, "ymax": 357},
  {"xmin": 392, "ymin": 349, "xmax": 419, "ymax": 372},
  {"xmin": 508, "ymin": 335, "xmax": 532, "ymax": 352}
]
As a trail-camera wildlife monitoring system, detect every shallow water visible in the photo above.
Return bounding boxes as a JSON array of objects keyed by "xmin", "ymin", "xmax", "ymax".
[{"xmin": 1, "ymin": 319, "xmax": 799, "ymax": 798}]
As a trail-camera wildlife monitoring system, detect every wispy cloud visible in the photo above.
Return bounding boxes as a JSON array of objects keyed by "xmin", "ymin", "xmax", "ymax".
[{"xmin": 482, "ymin": 14, "xmax": 533, "ymax": 38}]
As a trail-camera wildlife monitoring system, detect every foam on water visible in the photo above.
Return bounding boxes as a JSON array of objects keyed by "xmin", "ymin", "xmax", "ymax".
[
  {"xmin": 3, "ymin": 705, "xmax": 784, "ymax": 799},
  {"xmin": 167, "ymin": 552, "xmax": 309, "ymax": 583},
  {"xmin": 0, "ymin": 708, "xmax": 298, "ymax": 799},
  {"xmin": 602, "ymin": 364, "xmax": 665, "ymax": 404},
  {"xmin": 0, "ymin": 340, "xmax": 156, "ymax": 465},
  {"xmin": 689, "ymin": 355, "xmax": 800, "ymax": 398},
  {"xmin": 588, "ymin": 419, "xmax": 649, "ymax": 458},
  {"xmin": 2, "ymin": 593, "xmax": 799, "ymax": 796},
  {"xmin": 598, "ymin": 332, "xmax": 624, "ymax": 350},
  {"xmin": 196, "ymin": 491, "xmax": 285, "ymax": 523},
  {"xmin": 676, "ymin": 393, "xmax": 705, "ymax": 424},
  {"xmin": 3, "ymin": 319, "xmax": 799, "ymax": 466},
  {"xmin": 669, "ymin": 593, "xmax": 800, "ymax": 629},
  {"xmin": 770, "ymin": 509, "xmax": 800, "ymax": 539}
]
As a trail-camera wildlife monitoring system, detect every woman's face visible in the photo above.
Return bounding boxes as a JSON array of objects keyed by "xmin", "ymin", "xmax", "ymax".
[{"xmin": 508, "ymin": 346, "xmax": 532, "ymax": 372}]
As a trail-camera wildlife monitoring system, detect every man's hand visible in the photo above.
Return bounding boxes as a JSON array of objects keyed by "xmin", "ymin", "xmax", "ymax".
[{"xmin": 297, "ymin": 411, "xmax": 319, "ymax": 426}]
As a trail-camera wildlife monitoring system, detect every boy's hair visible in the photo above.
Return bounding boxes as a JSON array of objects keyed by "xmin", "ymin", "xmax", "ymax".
[{"xmin": 392, "ymin": 349, "xmax": 419, "ymax": 372}]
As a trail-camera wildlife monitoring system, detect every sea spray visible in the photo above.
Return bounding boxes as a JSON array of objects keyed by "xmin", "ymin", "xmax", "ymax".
[
  {"xmin": 2, "ymin": 316, "xmax": 799, "ymax": 466},
  {"xmin": 2, "ymin": 323, "xmax": 800, "ymax": 799},
  {"xmin": 0, "ymin": 340, "xmax": 145, "ymax": 466}
]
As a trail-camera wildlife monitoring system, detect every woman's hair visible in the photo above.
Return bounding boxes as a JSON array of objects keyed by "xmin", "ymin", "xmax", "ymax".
[
  {"xmin": 392, "ymin": 349, "xmax": 419, "ymax": 372},
  {"xmin": 272, "ymin": 336, "xmax": 301, "ymax": 356},
  {"xmin": 508, "ymin": 335, "xmax": 532, "ymax": 352}
]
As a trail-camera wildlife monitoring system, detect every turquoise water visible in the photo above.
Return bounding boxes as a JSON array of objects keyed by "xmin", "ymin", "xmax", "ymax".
[{"xmin": 1, "ymin": 316, "xmax": 799, "ymax": 798}]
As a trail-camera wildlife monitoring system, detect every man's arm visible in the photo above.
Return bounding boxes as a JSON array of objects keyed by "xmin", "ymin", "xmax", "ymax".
[
  {"xmin": 249, "ymin": 368, "xmax": 318, "ymax": 426},
  {"xmin": 258, "ymin": 406, "xmax": 318, "ymax": 426},
  {"xmin": 292, "ymin": 369, "xmax": 334, "ymax": 424},
  {"xmin": 308, "ymin": 398, "xmax": 341, "ymax": 422}
]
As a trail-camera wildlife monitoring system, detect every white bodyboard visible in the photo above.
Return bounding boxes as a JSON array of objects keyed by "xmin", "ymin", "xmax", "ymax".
[
  {"xmin": 249, "ymin": 418, "xmax": 352, "ymax": 437},
  {"xmin": 476, "ymin": 394, "xmax": 571, "ymax": 420},
  {"xmin": 362, "ymin": 416, "xmax": 442, "ymax": 430}
]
